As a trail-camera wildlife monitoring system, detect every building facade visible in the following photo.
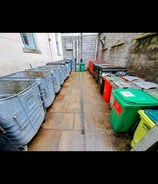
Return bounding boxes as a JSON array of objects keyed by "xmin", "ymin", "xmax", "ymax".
[{"xmin": 0, "ymin": 33, "xmax": 63, "ymax": 76}]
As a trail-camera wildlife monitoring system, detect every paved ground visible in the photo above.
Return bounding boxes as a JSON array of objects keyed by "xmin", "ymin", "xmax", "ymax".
[{"xmin": 28, "ymin": 71, "xmax": 131, "ymax": 151}]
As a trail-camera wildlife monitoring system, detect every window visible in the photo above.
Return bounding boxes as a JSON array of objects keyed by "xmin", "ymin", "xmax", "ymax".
[
  {"xmin": 20, "ymin": 33, "xmax": 37, "ymax": 50},
  {"xmin": 55, "ymin": 33, "xmax": 60, "ymax": 55}
]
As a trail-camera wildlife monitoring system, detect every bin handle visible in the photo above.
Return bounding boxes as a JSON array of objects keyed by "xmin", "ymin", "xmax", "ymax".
[
  {"xmin": 13, "ymin": 115, "xmax": 27, "ymax": 130},
  {"xmin": 0, "ymin": 126, "xmax": 6, "ymax": 133}
]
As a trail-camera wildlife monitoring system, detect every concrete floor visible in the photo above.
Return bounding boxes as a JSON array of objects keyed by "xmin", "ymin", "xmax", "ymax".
[{"xmin": 28, "ymin": 71, "xmax": 131, "ymax": 151}]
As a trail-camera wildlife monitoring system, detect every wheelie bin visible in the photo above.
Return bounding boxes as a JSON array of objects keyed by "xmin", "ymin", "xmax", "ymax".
[
  {"xmin": 109, "ymin": 81, "xmax": 142, "ymax": 109},
  {"xmin": 76, "ymin": 64, "xmax": 80, "ymax": 72},
  {"xmin": 89, "ymin": 60, "xmax": 102, "ymax": 74},
  {"xmin": 133, "ymin": 81, "xmax": 158, "ymax": 90},
  {"xmin": 131, "ymin": 109, "xmax": 158, "ymax": 147},
  {"xmin": 80, "ymin": 63, "xmax": 85, "ymax": 72},
  {"xmin": 110, "ymin": 81, "xmax": 158, "ymax": 109},
  {"xmin": 97, "ymin": 64, "xmax": 127, "ymax": 84},
  {"xmin": 120, "ymin": 75, "xmax": 145, "ymax": 82},
  {"xmin": 102, "ymin": 76, "xmax": 124, "ymax": 103},
  {"xmin": 110, "ymin": 89, "xmax": 158, "ymax": 132}
]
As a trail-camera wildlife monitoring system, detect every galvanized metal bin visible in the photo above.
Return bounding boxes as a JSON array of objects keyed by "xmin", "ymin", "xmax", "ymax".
[
  {"xmin": 46, "ymin": 62, "xmax": 67, "ymax": 80},
  {"xmin": 37, "ymin": 66, "xmax": 61, "ymax": 92},
  {"xmin": 60, "ymin": 60, "xmax": 70, "ymax": 77},
  {"xmin": 53, "ymin": 65, "xmax": 65, "ymax": 84},
  {"xmin": 59, "ymin": 64, "xmax": 67, "ymax": 81},
  {"xmin": 64, "ymin": 59, "xmax": 71, "ymax": 75},
  {"xmin": 28, "ymin": 66, "xmax": 61, "ymax": 94},
  {"xmin": 0, "ymin": 79, "xmax": 45, "ymax": 146},
  {"xmin": 42, "ymin": 65, "xmax": 64, "ymax": 85},
  {"xmin": 64, "ymin": 59, "xmax": 72, "ymax": 72},
  {"xmin": 2, "ymin": 70, "xmax": 55, "ymax": 109},
  {"xmin": 54, "ymin": 63, "xmax": 67, "ymax": 80},
  {"xmin": 61, "ymin": 61, "xmax": 69, "ymax": 78}
]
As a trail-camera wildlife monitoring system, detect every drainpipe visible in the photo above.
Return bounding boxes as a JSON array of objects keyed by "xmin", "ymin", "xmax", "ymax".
[
  {"xmin": 73, "ymin": 40, "xmax": 75, "ymax": 70},
  {"xmin": 73, "ymin": 40, "xmax": 75, "ymax": 59},
  {"xmin": 76, "ymin": 39, "xmax": 78, "ymax": 64},
  {"xmin": 80, "ymin": 32, "xmax": 83, "ymax": 63},
  {"xmin": 47, "ymin": 33, "xmax": 54, "ymax": 61},
  {"xmin": 95, "ymin": 38, "xmax": 98, "ymax": 60}
]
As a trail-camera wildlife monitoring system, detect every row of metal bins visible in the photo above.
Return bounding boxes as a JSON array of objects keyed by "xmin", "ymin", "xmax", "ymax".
[
  {"xmin": 0, "ymin": 60, "xmax": 72, "ymax": 149},
  {"xmin": 46, "ymin": 59, "xmax": 72, "ymax": 79}
]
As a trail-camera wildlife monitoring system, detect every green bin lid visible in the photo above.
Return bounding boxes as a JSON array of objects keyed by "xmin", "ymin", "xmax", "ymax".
[
  {"xmin": 144, "ymin": 109, "xmax": 158, "ymax": 124},
  {"xmin": 114, "ymin": 89, "xmax": 158, "ymax": 105}
]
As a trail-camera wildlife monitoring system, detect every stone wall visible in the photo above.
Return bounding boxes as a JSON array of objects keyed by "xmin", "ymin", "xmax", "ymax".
[
  {"xmin": 127, "ymin": 34, "xmax": 158, "ymax": 83},
  {"xmin": 96, "ymin": 33, "xmax": 158, "ymax": 83}
]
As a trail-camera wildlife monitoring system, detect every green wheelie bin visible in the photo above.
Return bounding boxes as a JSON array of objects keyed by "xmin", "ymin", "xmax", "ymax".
[
  {"xmin": 80, "ymin": 63, "xmax": 85, "ymax": 72},
  {"xmin": 76, "ymin": 64, "xmax": 80, "ymax": 72},
  {"xmin": 110, "ymin": 89, "xmax": 158, "ymax": 132}
]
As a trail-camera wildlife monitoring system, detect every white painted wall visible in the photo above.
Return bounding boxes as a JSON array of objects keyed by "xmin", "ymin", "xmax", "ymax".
[
  {"xmin": 0, "ymin": 33, "xmax": 63, "ymax": 76},
  {"xmin": 47, "ymin": 33, "xmax": 63, "ymax": 61}
]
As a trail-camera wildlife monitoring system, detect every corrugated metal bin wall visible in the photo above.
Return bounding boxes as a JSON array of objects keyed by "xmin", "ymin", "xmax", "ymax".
[{"xmin": 0, "ymin": 79, "xmax": 45, "ymax": 146}]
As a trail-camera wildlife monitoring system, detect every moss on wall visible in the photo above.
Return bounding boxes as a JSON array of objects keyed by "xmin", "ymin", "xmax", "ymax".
[
  {"xmin": 133, "ymin": 35, "xmax": 158, "ymax": 54},
  {"xmin": 128, "ymin": 34, "xmax": 158, "ymax": 83}
]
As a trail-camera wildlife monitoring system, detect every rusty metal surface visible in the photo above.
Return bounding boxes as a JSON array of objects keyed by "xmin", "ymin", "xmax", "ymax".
[{"xmin": 28, "ymin": 71, "xmax": 131, "ymax": 151}]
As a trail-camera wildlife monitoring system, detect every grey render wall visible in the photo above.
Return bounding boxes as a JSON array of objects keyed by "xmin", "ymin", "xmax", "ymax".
[
  {"xmin": 82, "ymin": 35, "xmax": 98, "ymax": 66},
  {"xmin": 62, "ymin": 34, "xmax": 98, "ymax": 69},
  {"xmin": 62, "ymin": 36, "xmax": 77, "ymax": 60},
  {"xmin": 96, "ymin": 33, "xmax": 138, "ymax": 66}
]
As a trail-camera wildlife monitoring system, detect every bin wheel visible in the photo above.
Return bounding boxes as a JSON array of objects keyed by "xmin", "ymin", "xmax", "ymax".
[{"xmin": 18, "ymin": 144, "xmax": 28, "ymax": 151}]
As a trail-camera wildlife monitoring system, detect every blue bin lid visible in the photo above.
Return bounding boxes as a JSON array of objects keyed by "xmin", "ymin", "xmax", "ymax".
[
  {"xmin": 114, "ymin": 89, "xmax": 158, "ymax": 105},
  {"xmin": 144, "ymin": 109, "xmax": 158, "ymax": 124}
]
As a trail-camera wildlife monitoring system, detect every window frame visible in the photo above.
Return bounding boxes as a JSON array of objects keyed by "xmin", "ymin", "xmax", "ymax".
[
  {"xmin": 20, "ymin": 33, "xmax": 37, "ymax": 50},
  {"xmin": 55, "ymin": 33, "xmax": 61, "ymax": 55}
]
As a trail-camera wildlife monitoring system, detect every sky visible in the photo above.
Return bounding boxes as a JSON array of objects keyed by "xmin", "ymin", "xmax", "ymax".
[{"xmin": 62, "ymin": 33, "xmax": 98, "ymax": 36}]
